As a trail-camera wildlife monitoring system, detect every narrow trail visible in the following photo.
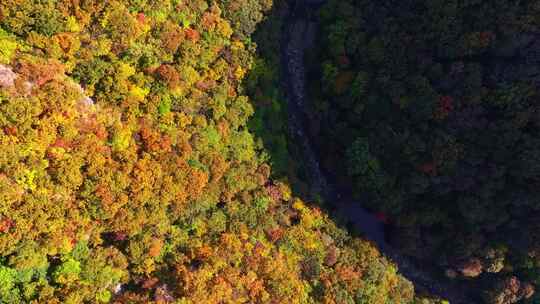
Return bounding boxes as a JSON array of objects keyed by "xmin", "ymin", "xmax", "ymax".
[{"xmin": 280, "ymin": 1, "xmax": 476, "ymax": 302}]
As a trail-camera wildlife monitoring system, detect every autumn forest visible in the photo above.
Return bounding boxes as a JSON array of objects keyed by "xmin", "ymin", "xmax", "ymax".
[{"xmin": 0, "ymin": 0, "xmax": 539, "ymax": 304}]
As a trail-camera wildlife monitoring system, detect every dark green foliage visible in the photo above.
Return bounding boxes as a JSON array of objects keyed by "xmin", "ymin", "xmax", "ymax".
[{"xmin": 309, "ymin": 0, "xmax": 540, "ymax": 301}]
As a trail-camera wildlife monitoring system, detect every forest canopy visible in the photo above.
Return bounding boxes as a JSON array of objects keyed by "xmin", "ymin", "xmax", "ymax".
[
  {"xmin": 308, "ymin": 0, "xmax": 540, "ymax": 303},
  {"xmin": 0, "ymin": 0, "xmax": 418, "ymax": 303}
]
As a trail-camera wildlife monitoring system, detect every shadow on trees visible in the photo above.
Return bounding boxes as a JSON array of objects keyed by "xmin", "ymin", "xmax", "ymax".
[
  {"xmin": 244, "ymin": 0, "xmax": 316, "ymax": 202},
  {"xmin": 243, "ymin": 1, "xmax": 485, "ymax": 303},
  {"xmin": 244, "ymin": 0, "xmax": 392, "ymax": 263},
  {"xmin": 244, "ymin": 0, "xmax": 388, "ymax": 250}
]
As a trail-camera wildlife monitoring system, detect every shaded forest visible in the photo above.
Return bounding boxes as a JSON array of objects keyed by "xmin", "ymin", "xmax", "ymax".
[{"xmin": 304, "ymin": 0, "xmax": 540, "ymax": 303}]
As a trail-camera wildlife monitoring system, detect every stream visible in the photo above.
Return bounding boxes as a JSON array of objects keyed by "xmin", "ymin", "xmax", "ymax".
[{"xmin": 281, "ymin": 0, "xmax": 476, "ymax": 303}]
